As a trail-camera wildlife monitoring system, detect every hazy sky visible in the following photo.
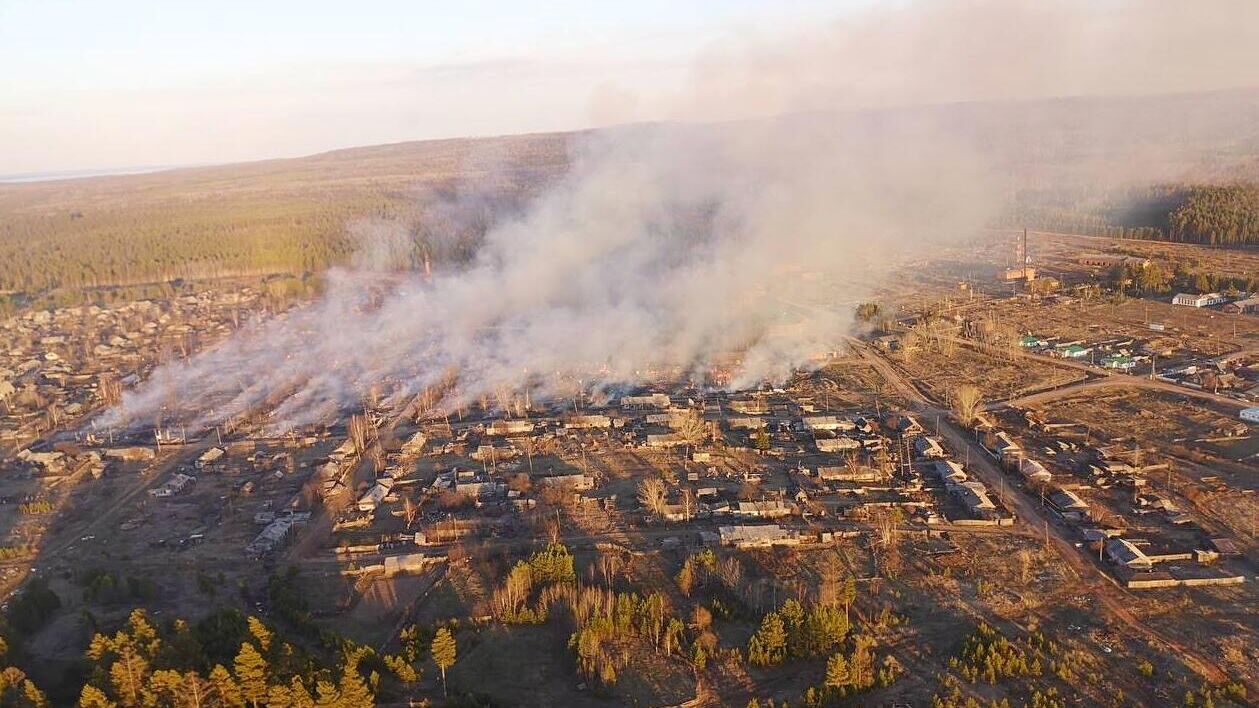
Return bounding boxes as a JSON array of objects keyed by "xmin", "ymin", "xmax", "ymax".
[{"xmin": 0, "ymin": 0, "xmax": 864, "ymax": 174}]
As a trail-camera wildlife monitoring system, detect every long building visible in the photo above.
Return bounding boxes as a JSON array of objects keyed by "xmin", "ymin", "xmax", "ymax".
[
  {"xmin": 1172, "ymin": 292, "xmax": 1227, "ymax": 308},
  {"xmin": 718, "ymin": 524, "xmax": 798, "ymax": 548}
]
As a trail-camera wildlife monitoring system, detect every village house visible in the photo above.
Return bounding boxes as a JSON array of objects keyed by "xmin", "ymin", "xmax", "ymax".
[
  {"xmin": 484, "ymin": 419, "xmax": 536, "ymax": 436},
  {"xmin": 246, "ymin": 511, "xmax": 312, "ymax": 558},
  {"xmin": 727, "ymin": 398, "xmax": 770, "ymax": 415},
  {"xmin": 645, "ymin": 432, "xmax": 687, "ymax": 448},
  {"xmin": 1018, "ymin": 457, "xmax": 1053, "ymax": 483},
  {"xmin": 196, "ymin": 447, "xmax": 225, "ymax": 468},
  {"xmin": 816, "ymin": 465, "xmax": 883, "ymax": 483},
  {"xmin": 981, "ymin": 430, "xmax": 1022, "ymax": 462},
  {"xmin": 357, "ymin": 477, "xmax": 395, "ymax": 512},
  {"xmin": 564, "ymin": 414, "xmax": 612, "ymax": 429},
  {"xmin": 799, "ymin": 415, "xmax": 853, "ymax": 432},
  {"xmin": 1222, "ymin": 296, "xmax": 1259, "ymax": 314},
  {"xmin": 883, "ymin": 413, "xmax": 923, "ymax": 437},
  {"xmin": 1050, "ymin": 489, "xmax": 1091, "ymax": 519},
  {"xmin": 713, "ymin": 499, "xmax": 793, "ymax": 519},
  {"xmin": 620, "ymin": 393, "xmax": 672, "ymax": 409},
  {"xmin": 930, "ymin": 459, "xmax": 969, "ymax": 483},
  {"xmin": 947, "ymin": 480, "xmax": 996, "ymax": 514},
  {"xmin": 538, "ymin": 473, "xmax": 595, "ymax": 491},
  {"xmin": 150, "ymin": 472, "xmax": 195, "ymax": 498},
  {"xmin": 1057, "ymin": 343, "xmax": 1092, "ymax": 359},
  {"xmin": 718, "ymin": 524, "xmax": 799, "ymax": 549},
  {"xmin": 103, "ymin": 446, "xmax": 156, "ymax": 464},
  {"xmin": 913, "ymin": 436, "xmax": 945, "ymax": 459},
  {"xmin": 1105, "ymin": 537, "xmax": 1154, "ymax": 572},
  {"xmin": 814, "ymin": 436, "xmax": 860, "ymax": 453}
]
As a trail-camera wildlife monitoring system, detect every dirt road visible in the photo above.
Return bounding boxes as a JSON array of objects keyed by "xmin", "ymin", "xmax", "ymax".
[
  {"xmin": 851, "ymin": 339, "xmax": 1235, "ymax": 687},
  {"xmin": 996, "ymin": 373, "xmax": 1249, "ymax": 410}
]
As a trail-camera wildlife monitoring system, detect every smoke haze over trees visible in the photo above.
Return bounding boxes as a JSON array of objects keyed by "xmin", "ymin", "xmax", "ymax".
[{"xmin": 59, "ymin": 0, "xmax": 1259, "ymax": 429}]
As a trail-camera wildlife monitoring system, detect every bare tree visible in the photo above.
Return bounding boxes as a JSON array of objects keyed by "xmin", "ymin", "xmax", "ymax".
[
  {"xmin": 716, "ymin": 556, "xmax": 744, "ymax": 594},
  {"xmin": 348, "ymin": 414, "xmax": 373, "ymax": 455},
  {"xmin": 842, "ymin": 449, "xmax": 863, "ymax": 478},
  {"xmin": 403, "ymin": 496, "xmax": 421, "ymax": 529},
  {"xmin": 97, "ymin": 375, "xmax": 122, "ymax": 406},
  {"xmin": 508, "ymin": 473, "xmax": 532, "ymax": 493},
  {"xmin": 898, "ymin": 329, "xmax": 921, "ymax": 361},
  {"xmin": 673, "ymin": 409, "xmax": 709, "ymax": 456},
  {"xmin": 542, "ymin": 514, "xmax": 561, "ymax": 545},
  {"xmin": 952, "ymin": 384, "xmax": 984, "ymax": 426},
  {"xmin": 595, "ymin": 551, "xmax": 623, "ymax": 587},
  {"xmin": 680, "ymin": 488, "xmax": 695, "ymax": 521},
  {"xmin": 637, "ymin": 477, "xmax": 668, "ymax": 517}
]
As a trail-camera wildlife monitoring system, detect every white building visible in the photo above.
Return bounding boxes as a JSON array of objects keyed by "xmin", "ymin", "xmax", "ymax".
[{"xmin": 1172, "ymin": 292, "xmax": 1227, "ymax": 308}]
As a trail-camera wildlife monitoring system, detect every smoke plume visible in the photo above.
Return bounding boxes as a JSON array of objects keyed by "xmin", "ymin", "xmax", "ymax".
[{"xmin": 103, "ymin": 0, "xmax": 1259, "ymax": 431}]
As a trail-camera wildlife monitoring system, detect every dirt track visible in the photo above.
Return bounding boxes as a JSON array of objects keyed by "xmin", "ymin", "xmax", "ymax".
[{"xmin": 851, "ymin": 339, "xmax": 1237, "ymax": 688}]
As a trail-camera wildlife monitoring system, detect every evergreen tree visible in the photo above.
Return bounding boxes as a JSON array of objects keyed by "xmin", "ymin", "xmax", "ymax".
[
  {"xmin": 335, "ymin": 651, "xmax": 374, "ymax": 708},
  {"xmin": 430, "ymin": 628, "xmax": 457, "ymax": 697},
  {"xmin": 287, "ymin": 678, "xmax": 315, "ymax": 708},
  {"xmin": 208, "ymin": 665, "xmax": 244, "ymax": 708},
  {"xmin": 839, "ymin": 578, "xmax": 857, "ymax": 622},
  {"xmin": 233, "ymin": 642, "xmax": 269, "ymax": 707},
  {"xmin": 85, "ymin": 610, "xmax": 161, "ymax": 707},
  {"xmin": 825, "ymin": 652, "xmax": 851, "ymax": 689},
  {"xmin": 747, "ymin": 612, "xmax": 788, "ymax": 666},
  {"xmin": 149, "ymin": 670, "xmax": 211, "ymax": 708},
  {"xmin": 779, "ymin": 600, "xmax": 805, "ymax": 657},
  {"xmin": 78, "ymin": 685, "xmax": 117, "ymax": 708},
  {"xmin": 246, "ymin": 617, "xmax": 273, "ymax": 655}
]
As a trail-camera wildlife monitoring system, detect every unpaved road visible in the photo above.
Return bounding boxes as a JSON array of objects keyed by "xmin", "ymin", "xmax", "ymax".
[{"xmin": 851, "ymin": 338, "xmax": 1237, "ymax": 688}]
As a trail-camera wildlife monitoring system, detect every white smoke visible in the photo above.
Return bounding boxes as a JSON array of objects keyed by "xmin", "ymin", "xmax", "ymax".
[{"xmin": 102, "ymin": 0, "xmax": 1259, "ymax": 431}]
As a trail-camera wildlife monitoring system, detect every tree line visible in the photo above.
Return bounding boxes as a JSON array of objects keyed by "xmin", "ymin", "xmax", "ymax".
[
  {"xmin": 1002, "ymin": 183, "xmax": 1259, "ymax": 246},
  {"xmin": 0, "ymin": 567, "xmax": 467, "ymax": 707}
]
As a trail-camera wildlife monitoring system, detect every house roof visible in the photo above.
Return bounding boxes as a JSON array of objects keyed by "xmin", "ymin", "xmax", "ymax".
[{"xmin": 1106, "ymin": 538, "xmax": 1152, "ymax": 567}]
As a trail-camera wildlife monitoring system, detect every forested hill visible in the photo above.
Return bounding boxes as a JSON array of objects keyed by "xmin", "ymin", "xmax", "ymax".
[
  {"xmin": 0, "ymin": 132, "xmax": 574, "ymax": 293},
  {"xmin": 1003, "ymin": 184, "xmax": 1259, "ymax": 246},
  {"xmin": 4, "ymin": 87, "xmax": 1259, "ymax": 298},
  {"xmin": 1167, "ymin": 185, "xmax": 1259, "ymax": 245}
]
